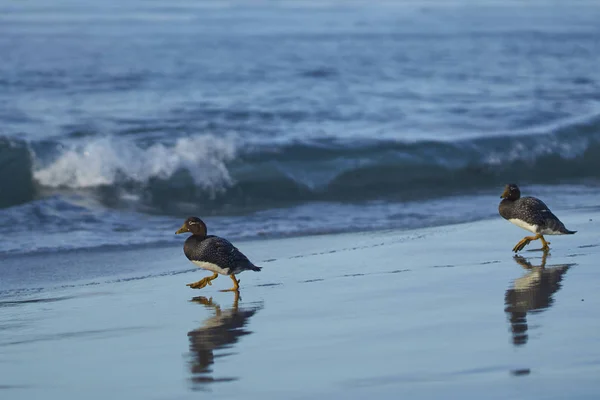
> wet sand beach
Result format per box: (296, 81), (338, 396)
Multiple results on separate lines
(1, 209), (599, 399)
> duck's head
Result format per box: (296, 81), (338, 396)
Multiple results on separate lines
(500, 183), (521, 200)
(176, 216), (207, 237)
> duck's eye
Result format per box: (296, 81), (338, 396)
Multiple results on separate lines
(188, 221), (198, 225)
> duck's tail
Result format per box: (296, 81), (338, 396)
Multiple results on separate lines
(556, 224), (577, 234)
(547, 217), (576, 235)
(250, 264), (262, 271)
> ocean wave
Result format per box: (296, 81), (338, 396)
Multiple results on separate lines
(32, 135), (236, 193)
(1, 113), (600, 214)
(0, 196), (179, 255)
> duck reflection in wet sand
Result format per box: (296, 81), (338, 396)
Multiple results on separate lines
(187, 293), (263, 389)
(504, 252), (574, 346)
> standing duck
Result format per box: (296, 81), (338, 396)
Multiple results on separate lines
(175, 217), (261, 291)
(499, 184), (576, 252)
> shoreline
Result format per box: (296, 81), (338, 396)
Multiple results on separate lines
(1, 208), (599, 399)
(3, 183), (598, 257)
(1, 207), (593, 295)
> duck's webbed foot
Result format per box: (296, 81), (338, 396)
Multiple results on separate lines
(513, 234), (539, 253)
(187, 272), (219, 289)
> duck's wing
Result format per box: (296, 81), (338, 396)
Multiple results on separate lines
(202, 236), (256, 271)
(518, 197), (568, 233)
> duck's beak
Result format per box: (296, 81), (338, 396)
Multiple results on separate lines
(175, 224), (188, 234)
(500, 186), (510, 199)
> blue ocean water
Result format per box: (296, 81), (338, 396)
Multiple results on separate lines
(1, 1), (600, 255)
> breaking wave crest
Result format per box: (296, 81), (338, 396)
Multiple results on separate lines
(32, 135), (237, 194)
(1, 112), (600, 214)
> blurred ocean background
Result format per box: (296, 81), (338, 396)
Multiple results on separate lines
(1, 0), (600, 255)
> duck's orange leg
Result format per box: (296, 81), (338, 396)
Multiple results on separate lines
(513, 233), (550, 253)
(220, 274), (240, 292)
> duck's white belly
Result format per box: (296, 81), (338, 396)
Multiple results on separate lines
(191, 260), (229, 275)
(509, 218), (538, 233)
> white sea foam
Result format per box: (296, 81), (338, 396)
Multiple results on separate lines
(33, 135), (237, 193)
